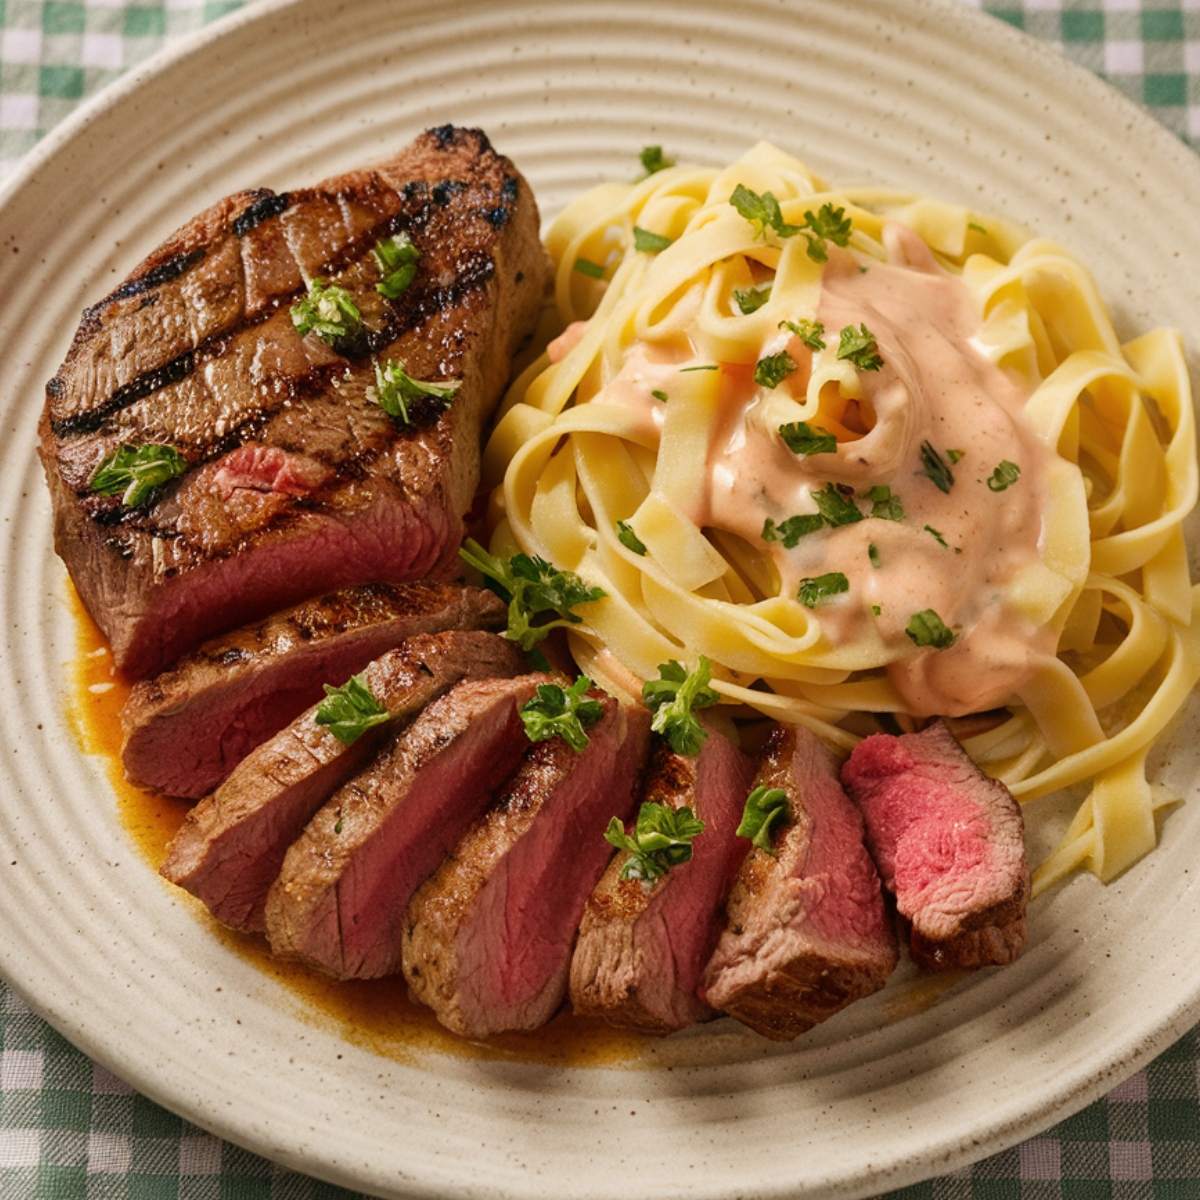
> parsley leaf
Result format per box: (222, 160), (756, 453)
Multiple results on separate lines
(799, 203), (853, 263)
(868, 484), (905, 521)
(813, 483), (865, 526)
(868, 542), (881, 568)
(778, 421), (837, 456)
(640, 145), (674, 176)
(924, 524), (961, 553)
(651, 389), (669, 402)
(290, 279), (362, 344)
(906, 609), (958, 649)
(616, 520), (647, 555)
(988, 460), (1022, 491)
(729, 184), (803, 241)
(917, 441), (956, 493)
(372, 359), (459, 425)
(520, 676), (605, 752)
(459, 539), (607, 652)
(642, 657), (721, 756)
(372, 232), (420, 299)
(754, 351), (798, 389)
(733, 282), (773, 314)
(633, 226), (673, 253)
(605, 801), (707, 883)
(797, 572), (850, 608)
(737, 785), (789, 853)
(780, 318), (826, 351)
(315, 672), (390, 745)
(761, 513), (825, 548)
(836, 323), (883, 371)
(90, 443), (188, 508)
(574, 257), (607, 279)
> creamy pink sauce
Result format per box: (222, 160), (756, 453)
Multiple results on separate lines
(587, 225), (1061, 717)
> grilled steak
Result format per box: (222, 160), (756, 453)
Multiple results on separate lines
(121, 581), (505, 798)
(40, 125), (549, 678)
(840, 720), (1030, 970)
(402, 696), (651, 1038)
(569, 725), (754, 1035)
(264, 672), (547, 979)
(700, 723), (898, 1041)
(159, 631), (525, 932)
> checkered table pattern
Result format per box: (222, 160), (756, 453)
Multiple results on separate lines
(3, 1), (1200, 1196)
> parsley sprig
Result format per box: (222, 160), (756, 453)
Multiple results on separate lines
(642, 657), (721, 756)
(754, 351), (798, 389)
(290, 279), (362, 345)
(988, 460), (1021, 491)
(761, 513), (824, 548)
(520, 676), (604, 752)
(778, 421), (837, 456)
(372, 359), (459, 425)
(372, 232), (420, 299)
(917, 441), (956, 493)
(906, 609), (958, 649)
(737, 785), (789, 853)
(836, 323), (883, 371)
(89, 443), (188, 507)
(797, 572), (850, 608)
(728, 187), (852, 262)
(605, 801), (707, 883)
(459, 540), (607, 654)
(315, 673), (390, 745)
(780, 318), (826, 351)
(734, 282), (773, 314)
(639, 145), (674, 176)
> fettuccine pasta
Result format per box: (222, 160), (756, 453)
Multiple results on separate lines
(480, 143), (1200, 896)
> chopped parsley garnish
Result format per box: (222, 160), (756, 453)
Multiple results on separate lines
(372, 359), (459, 424)
(616, 520), (647, 555)
(906, 609), (958, 649)
(871, 604), (882, 616)
(640, 145), (674, 176)
(797, 572), (850, 608)
(868, 542), (881, 568)
(680, 364), (719, 372)
(917, 441), (956, 493)
(520, 676), (605, 752)
(458, 539), (607, 653)
(799, 203), (853, 263)
(988, 460), (1022, 491)
(605, 801), (706, 883)
(813, 483), (865, 526)
(574, 257), (607, 279)
(923, 525), (961, 553)
(633, 226), (673, 253)
(89, 443), (188, 507)
(754, 351), (798, 389)
(315, 673), (390, 745)
(761, 513), (825, 548)
(729, 184), (802, 241)
(737, 785), (789, 853)
(836, 323), (883, 371)
(733, 282), (773, 314)
(780, 318), (826, 351)
(947, 448), (965, 464)
(968, 221), (987, 234)
(778, 421), (837, 456)
(651, 389), (669, 402)
(372, 232), (420, 299)
(642, 657), (721, 756)
(290, 279), (362, 344)
(867, 484), (904, 521)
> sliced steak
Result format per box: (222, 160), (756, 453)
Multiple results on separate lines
(159, 631), (525, 932)
(264, 672), (549, 979)
(840, 720), (1030, 971)
(700, 723), (898, 1041)
(402, 697), (651, 1037)
(121, 580), (505, 798)
(569, 725), (754, 1035)
(40, 125), (549, 677)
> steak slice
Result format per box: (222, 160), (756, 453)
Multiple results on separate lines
(569, 725), (754, 1035)
(700, 723), (898, 1041)
(159, 631), (525, 932)
(40, 125), (549, 677)
(401, 696), (651, 1038)
(840, 720), (1030, 970)
(121, 580), (505, 798)
(264, 672), (548, 979)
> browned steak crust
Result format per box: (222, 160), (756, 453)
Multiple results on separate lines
(40, 126), (549, 677)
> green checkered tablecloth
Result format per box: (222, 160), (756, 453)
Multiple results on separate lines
(4, 1), (1200, 1196)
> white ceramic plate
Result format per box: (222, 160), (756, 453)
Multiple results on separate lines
(3, 1), (1200, 1196)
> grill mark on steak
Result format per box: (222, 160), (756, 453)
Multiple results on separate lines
(232, 192), (291, 237)
(120, 581), (508, 798)
(159, 631), (526, 932)
(700, 723), (898, 1041)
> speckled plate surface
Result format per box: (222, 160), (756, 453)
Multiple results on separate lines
(3, 1), (1200, 1196)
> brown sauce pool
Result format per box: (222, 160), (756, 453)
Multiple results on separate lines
(65, 587), (650, 1069)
